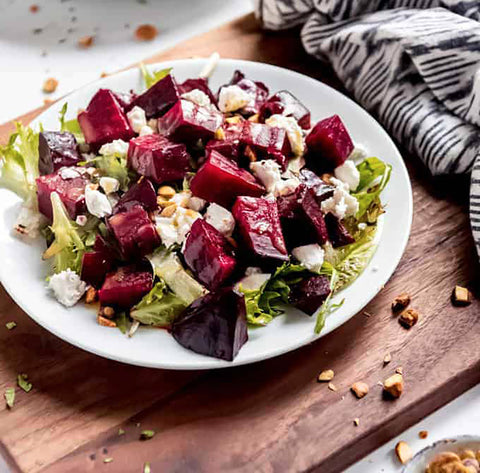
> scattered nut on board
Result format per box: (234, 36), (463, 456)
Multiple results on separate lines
(30, 4), (39, 13)
(353, 418), (360, 426)
(451, 285), (472, 306)
(135, 24), (158, 41)
(78, 35), (94, 48)
(351, 382), (369, 399)
(85, 287), (98, 304)
(395, 366), (404, 375)
(97, 314), (116, 328)
(317, 370), (334, 382)
(392, 292), (411, 312)
(383, 373), (404, 398)
(399, 308), (419, 329)
(328, 382), (337, 392)
(419, 430), (428, 439)
(383, 353), (392, 364)
(42, 78), (58, 94)
(395, 441), (413, 464)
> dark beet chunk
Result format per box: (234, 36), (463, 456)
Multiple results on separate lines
(78, 89), (134, 149)
(128, 135), (191, 184)
(178, 78), (217, 105)
(36, 168), (89, 221)
(98, 265), (153, 308)
(81, 251), (113, 288)
(107, 205), (160, 260)
(305, 114), (354, 173)
(259, 90), (311, 129)
(113, 177), (158, 214)
(129, 74), (180, 118)
(190, 150), (264, 208)
(112, 90), (137, 111)
(325, 213), (355, 248)
(299, 169), (334, 202)
(171, 288), (248, 361)
(38, 132), (81, 175)
(157, 99), (224, 142)
(300, 189), (329, 245)
(184, 219), (236, 290)
(290, 275), (331, 316)
(232, 196), (288, 263)
(205, 120), (243, 161)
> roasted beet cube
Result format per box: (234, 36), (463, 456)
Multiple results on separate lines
(184, 219), (236, 290)
(36, 168), (89, 221)
(305, 115), (354, 172)
(290, 275), (331, 316)
(38, 131), (81, 175)
(157, 99), (224, 142)
(113, 177), (158, 214)
(129, 74), (179, 118)
(127, 134), (191, 184)
(171, 287), (248, 361)
(325, 213), (355, 248)
(113, 90), (137, 111)
(178, 78), (217, 105)
(78, 89), (134, 149)
(107, 205), (160, 259)
(205, 120), (243, 161)
(81, 250), (113, 288)
(190, 150), (265, 207)
(259, 90), (311, 129)
(300, 189), (329, 245)
(232, 196), (288, 263)
(299, 168), (334, 202)
(98, 265), (153, 308)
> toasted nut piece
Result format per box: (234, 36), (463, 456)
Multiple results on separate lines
(460, 450), (476, 460)
(42, 78), (58, 94)
(158, 185), (176, 199)
(157, 197), (176, 208)
(30, 4), (39, 13)
(214, 128), (226, 140)
(317, 369), (334, 382)
(43, 98), (54, 106)
(395, 366), (404, 375)
(427, 452), (462, 471)
(161, 203), (177, 217)
(225, 116), (243, 124)
(100, 306), (115, 319)
(320, 173), (333, 185)
(248, 114), (259, 123)
(399, 308), (419, 329)
(452, 285), (472, 306)
(353, 418), (360, 426)
(135, 24), (158, 41)
(419, 430), (428, 439)
(384, 373), (404, 398)
(383, 353), (392, 364)
(351, 382), (369, 399)
(395, 441), (412, 465)
(477, 451), (480, 463)
(100, 72), (109, 78)
(392, 292), (411, 312)
(328, 382), (337, 392)
(97, 315), (116, 327)
(78, 35), (94, 48)
(85, 287), (98, 304)
(244, 145), (257, 163)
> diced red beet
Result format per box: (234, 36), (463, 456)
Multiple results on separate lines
(232, 196), (288, 263)
(127, 134), (191, 184)
(205, 120), (244, 161)
(36, 168), (89, 221)
(289, 275), (331, 316)
(259, 90), (311, 129)
(178, 78), (217, 105)
(157, 99), (224, 142)
(107, 205), (160, 259)
(299, 168), (334, 203)
(305, 114), (354, 172)
(81, 250), (113, 288)
(113, 177), (158, 214)
(129, 74), (180, 118)
(78, 89), (134, 149)
(190, 150), (265, 207)
(112, 90), (137, 111)
(171, 287), (248, 361)
(300, 188), (329, 245)
(325, 213), (355, 248)
(38, 132), (81, 175)
(184, 219), (237, 290)
(98, 265), (153, 308)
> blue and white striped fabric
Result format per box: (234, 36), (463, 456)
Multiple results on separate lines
(255, 0), (480, 254)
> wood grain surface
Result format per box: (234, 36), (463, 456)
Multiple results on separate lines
(1, 13), (479, 473)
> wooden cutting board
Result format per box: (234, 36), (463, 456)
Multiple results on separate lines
(1, 14), (479, 473)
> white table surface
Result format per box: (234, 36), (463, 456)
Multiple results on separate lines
(0, 1), (478, 471)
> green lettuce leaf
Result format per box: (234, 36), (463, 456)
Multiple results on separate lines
(314, 263), (344, 333)
(4, 387), (15, 408)
(139, 63), (172, 89)
(17, 373), (32, 393)
(89, 154), (130, 191)
(59, 103), (84, 142)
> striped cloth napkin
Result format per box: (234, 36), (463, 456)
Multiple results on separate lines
(255, 0), (480, 253)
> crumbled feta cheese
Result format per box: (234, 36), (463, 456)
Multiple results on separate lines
(75, 215), (88, 226)
(14, 202), (47, 239)
(127, 106), (147, 133)
(181, 89), (211, 107)
(85, 184), (112, 218)
(188, 195), (207, 212)
(99, 176), (120, 194)
(236, 270), (270, 291)
(292, 244), (325, 273)
(48, 269), (86, 307)
(59, 167), (82, 180)
(349, 146), (368, 162)
(265, 114), (305, 157)
(218, 85), (252, 113)
(82, 152), (96, 162)
(171, 191), (190, 208)
(99, 139), (129, 157)
(250, 160), (300, 197)
(321, 177), (359, 220)
(155, 216), (179, 248)
(139, 125), (154, 136)
(245, 267), (262, 276)
(275, 177), (300, 197)
(154, 207), (202, 247)
(334, 160), (360, 191)
(107, 193), (120, 208)
(358, 222), (367, 231)
(205, 203), (235, 237)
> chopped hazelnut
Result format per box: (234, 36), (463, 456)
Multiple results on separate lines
(395, 441), (412, 465)
(459, 450), (476, 460)
(351, 382), (369, 399)
(353, 418), (360, 426)
(452, 285), (472, 306)
(100, 306), (115, 319)
(29, 4), (39, 13)
(225, 116), (243, 125)
(160, 203), (177, 218)
(383, 373), (403, 398)
(42, 77), (58, 94)
(214, 128), (226, 140)
(399, 308), (419, 329)
(320, 173), (333, 185)
(248, 114), (260, 123)
(85, 287), (98, 304)
(97, 315), (116, 328)
(395, 366), (404, 375)
(244, 145), (257, 163)
(392, 292), (411, 312)
(327, 382), (337, 392)
(78, 35), (94, 48)
(135, 24), (158, 41)
(157, 185), (176, 199)
(100, 72), (109, 78)
(157, 197), (176, 208)
(383, 353), (392, 364)
(419, 430), (428, 439)
(317, 369), (334, 382)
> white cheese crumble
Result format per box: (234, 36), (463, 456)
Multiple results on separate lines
(292, 244), (325, 273)
(75, 215), (88, 226)
(127, 106), (147, 134)
(139, 125), (154, 136)
(154, 207), (202, 247)
(358, 222), (367, 231)
(250, 160), (299, 197)
(181, 89), (211, 107)
(334, 160), (360, 191)
(59, 167), (82, 180)
(85, 184), (112, 218)
(236, 267), (270, 291)
(99, 139), (129, 157)
(188, 195), (207, 212)
(48, 269), (86, 307)
(265, 114), (305, 157)
(14, 202), (47, 239)
(99, 176), (120, 194)
(348, 146), (368, 162)
(218, 85), (252, 113)
(205, 203), (235, 237)
(321, 177), (359, 220)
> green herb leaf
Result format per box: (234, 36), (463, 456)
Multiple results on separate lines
(59, 103), (84, 142)
(139, 63), (172, 89)
(17, 374), (32, 393)
(5, 322), (16, 330)
(114, 312), (130, 335)
(140, 430), (155, 440)
(144, 462), (151, 473)
(4, 387), (15, 408)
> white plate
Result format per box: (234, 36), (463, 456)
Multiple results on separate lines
(0, 59), (413, 370)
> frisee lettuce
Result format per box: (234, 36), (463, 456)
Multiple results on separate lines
(59, 103), (84, 142)
(139, 63), (172, 89)
(89, 154), (130, 191)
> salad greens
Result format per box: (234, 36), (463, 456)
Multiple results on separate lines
(139, 63), (172, 89)
(4, 387), (15, 408)
(59, 103), (84, 141)
(89, 153), (130, 191)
